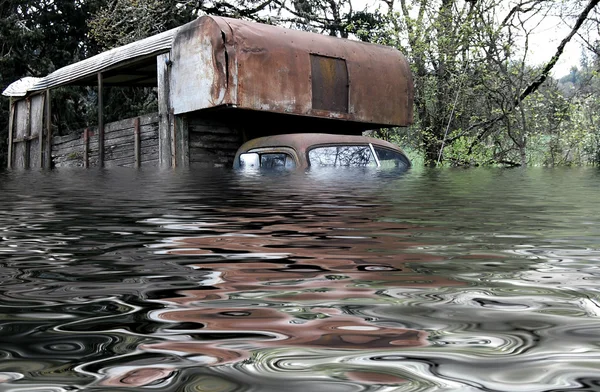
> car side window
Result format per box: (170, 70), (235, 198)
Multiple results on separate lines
(308, 145), (376, 167)
(260, 153), (296, 169)
(373, 146), (410, 169)
(239, 152), (295, 169)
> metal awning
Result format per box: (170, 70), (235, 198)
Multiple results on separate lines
(2, 26), (181, 97)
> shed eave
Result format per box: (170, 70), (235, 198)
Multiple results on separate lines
(2, 26), (181, 97)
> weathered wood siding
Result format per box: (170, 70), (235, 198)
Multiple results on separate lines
(13, 99), (29, 169)
(30, 95), (45, 168)
(188, 114), (244, 168)
(9, 94), (47, 169)
(52, 114), (159, 168)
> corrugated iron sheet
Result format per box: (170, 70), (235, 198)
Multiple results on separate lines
(2, 27), (180, 97)
(2, 77), (43, 97)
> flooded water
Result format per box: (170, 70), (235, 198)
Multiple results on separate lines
(1, 167), (599, 391)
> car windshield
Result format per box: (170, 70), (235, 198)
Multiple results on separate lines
(308, 145), (377, 167)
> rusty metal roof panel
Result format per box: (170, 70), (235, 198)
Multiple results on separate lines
(170, 16), (413, 127)
(2, 27), (180, 97)
(222, 16), (413, 126)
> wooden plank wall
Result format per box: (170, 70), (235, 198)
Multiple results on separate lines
(13, 99), (29, 169)
(188, 114), (244, 168)
(8, 94), (47, 169)
(52, 113), (159, 168)
(10, 95), (45, 169)
(29, 96), (45, 168)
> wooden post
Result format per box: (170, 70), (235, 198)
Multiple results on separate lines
(7, 99), (15, 169)
(157, 53), (172, 168)
(45, 89), (52, 169)
(170, 108), (177, 168)
(175, 115), (189, 168)
(83, 128), (90, 168)
(134, 117), (141, 168)
(97, 73), (105, 168)
(24, 98), (31, 169)
(38, 94), (45, 168)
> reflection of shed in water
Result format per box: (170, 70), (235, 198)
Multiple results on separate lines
(3, 16), (413, 169)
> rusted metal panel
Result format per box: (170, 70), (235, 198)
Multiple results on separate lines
(222, 16), (412, 126)
(170, 16), (413, 127)
(170, 17), (230, 114)
(310, 55), (349, 113)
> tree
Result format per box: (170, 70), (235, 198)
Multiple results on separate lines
(385, 0), (600, 166)
(0, 0), (107, 164)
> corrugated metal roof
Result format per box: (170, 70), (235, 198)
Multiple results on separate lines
(2, 26), (181, 97)
(2, 77), (43, 97)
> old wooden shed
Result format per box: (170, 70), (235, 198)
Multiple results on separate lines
(3, 15), (413, 169)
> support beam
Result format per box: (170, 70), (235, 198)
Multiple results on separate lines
(7, 99), (14, 169)
(175, 114), (189, 168)
(83, 128), (90, 168)
(134, 117), (141, 168)
(157, 53), (172, 168)
(39, 94), (44, 168)
(98, 73), (105, 168)
(24, 98), (31, 169)
(45, 89), (52, 169)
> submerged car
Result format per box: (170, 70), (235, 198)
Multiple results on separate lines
(233, 133), (411, 170)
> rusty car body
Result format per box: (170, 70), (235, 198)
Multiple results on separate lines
(233, 133), (411, 170)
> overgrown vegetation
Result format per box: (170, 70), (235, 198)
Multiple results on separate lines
(2, 0), (600, 167)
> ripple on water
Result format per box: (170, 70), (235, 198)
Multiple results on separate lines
(1, 168), (600, 391)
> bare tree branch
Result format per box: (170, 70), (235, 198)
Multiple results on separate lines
(517, 0), (600, 103)
(463, 0), (599, 155)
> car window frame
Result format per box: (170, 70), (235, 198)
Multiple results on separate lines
(243, 147), (300, 169)
(371, 145), (411, 168)
(306, 143), (380, 168)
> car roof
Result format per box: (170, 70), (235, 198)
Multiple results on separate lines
(238, 133), (403, 153)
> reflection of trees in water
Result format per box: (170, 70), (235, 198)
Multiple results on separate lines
(309, 146), (374, 167)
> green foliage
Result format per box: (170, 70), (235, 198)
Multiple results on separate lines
(443, 136), (495, 166)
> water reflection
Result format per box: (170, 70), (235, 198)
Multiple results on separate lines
(0, 168), (599, 391)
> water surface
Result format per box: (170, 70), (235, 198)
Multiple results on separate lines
(1, 167), (599, 391)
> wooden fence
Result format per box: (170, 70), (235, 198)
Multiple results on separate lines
(52, 114), (159, 168)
